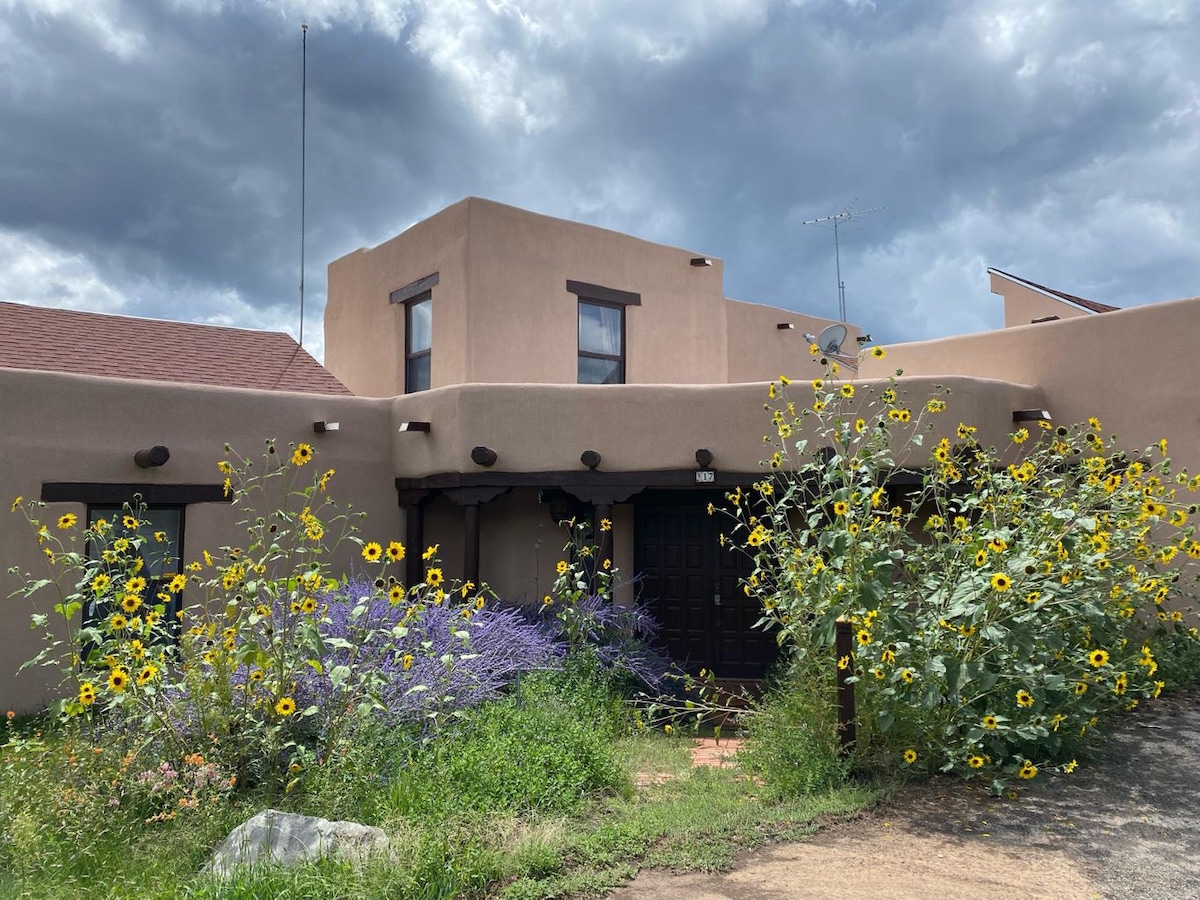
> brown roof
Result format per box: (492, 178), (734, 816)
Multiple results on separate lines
(989, 268), (1121, 314)
(0, 301), (351, 395)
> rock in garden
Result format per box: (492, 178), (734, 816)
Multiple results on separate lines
(205, 808), (389, 878)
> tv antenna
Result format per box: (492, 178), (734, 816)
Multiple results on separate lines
(298, 21), (309, 348)
(802, 200), (882, 323)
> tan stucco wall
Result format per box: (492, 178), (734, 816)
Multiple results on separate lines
(461, 198), (732, 384)
(0, 368), (399, 711)
(859, 294), (1200, 475)
(991, 271), (1092, 328)
(386, 378), (1046, 480)
(724, 297), (859, 383)
(325, 200), (471, 397)
(327, 198), (859, 394)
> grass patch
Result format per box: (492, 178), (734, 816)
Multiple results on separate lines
(0, 678), (879, 899)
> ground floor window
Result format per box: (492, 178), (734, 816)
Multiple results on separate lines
(85, 505), (185, 638)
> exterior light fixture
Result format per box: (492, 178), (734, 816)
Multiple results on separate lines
(690, 257), (713, 267)
(695, 448), (714, 468)
(134, 446), (170, 469)
(776, 323), (794, 330)
(580, 450), (602, 470)
(802, 332), (817, 343)
(313, 421), (340, 433)
(855, 333), (873, 344)
(471, 446), (498, 467)
(1013, 409), (1053, 423)
(1031, 315), (1060, 324)
(398, 421), (431, 433)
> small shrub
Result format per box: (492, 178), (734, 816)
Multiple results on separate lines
(738, 677), (849, 798)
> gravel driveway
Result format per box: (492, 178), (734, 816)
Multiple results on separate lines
(612, 690), (1200, 899)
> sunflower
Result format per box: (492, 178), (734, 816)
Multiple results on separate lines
(274, 697), (296, 716)
(168, 573), (188, 593)
(137, 665), (158, 685)
(902, 749), (917, 765)
(871, 346), (886, 359)
(91, 573), (112, 595)
(120, 593), (142, 614)
(361, 542), (383, 562)
(57, 513), (78, 530)
(1015, 689), (1034, 708)
(108, 668), (130, 694)
(1088, 649), (1109, 668)
(982, 715), (998, 730)
(967, 755), (984, 769)
(556, 560), (569, 575)
(1074, 681), (1089, 695)
(299, 596), (318, 614)
(1018, 760), (1038, 780)
(386, 541), (406, 562)
(990, 573), (1012, 592)
(856, 629), (872, 646)
(402, 654), (414, 671)
(122, 515), (139, 530)
(78, 682), (97, 706)
(388, 585), (404, 605)
(840, 384), (855, 399)
(833, 501), (849, 517)
(425, 568), (444, 587)
(974, 549), (988, 567)
(290, 443), (314, 466)
(109, 613), (128, 631)
(124, 576), (147, 595)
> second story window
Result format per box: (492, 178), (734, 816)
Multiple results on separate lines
(390, 272), (439, 395)
(578, 301), (625, 384)
(567, 280), (641, 385)
(405, 294), (432, 393)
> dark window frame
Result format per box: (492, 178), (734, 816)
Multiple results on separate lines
(568, 280), (641, 386)
(390, 273), (439, 395)
(577, 298), (627, 384)
(84, 503), (187, 644)
(405, 292), (432, 394)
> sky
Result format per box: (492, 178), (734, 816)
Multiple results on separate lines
(2, 0), (1197, 363)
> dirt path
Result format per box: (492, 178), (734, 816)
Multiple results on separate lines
(611, 694), (1200, 899)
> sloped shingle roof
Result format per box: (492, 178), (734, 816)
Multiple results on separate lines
(0, 302), (351, 395)
(989, 268), (1121, 314)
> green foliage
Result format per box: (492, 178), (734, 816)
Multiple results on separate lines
(387, 684), (629, 820)
(738, 675), (850, 798)
(8, 441), (491, 795)
(724, 352), (1200, 789)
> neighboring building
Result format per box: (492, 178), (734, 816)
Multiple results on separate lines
(1, 197), (1197, 708)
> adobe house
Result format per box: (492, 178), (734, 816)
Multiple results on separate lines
(1, 197), (1197, 709)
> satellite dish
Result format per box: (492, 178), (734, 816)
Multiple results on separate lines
(815, 324), (848, 355)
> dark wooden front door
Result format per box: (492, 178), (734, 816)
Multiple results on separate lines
(635, 490), (777, 679)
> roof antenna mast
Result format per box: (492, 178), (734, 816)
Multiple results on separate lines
(802, 199), (882, 323)
(298, 21), (309, 348)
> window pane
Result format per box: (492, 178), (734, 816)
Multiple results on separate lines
(578, 302), (622, 356)
(407, 354), (431, 393)
(89, 507), (181, 579)
(578, 356), (622, 385)
(408, 298), (432, 353)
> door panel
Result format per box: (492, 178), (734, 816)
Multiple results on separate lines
(635, 490), (777, 678)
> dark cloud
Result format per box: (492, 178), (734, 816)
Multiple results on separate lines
(0, 0), (1196, 355)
